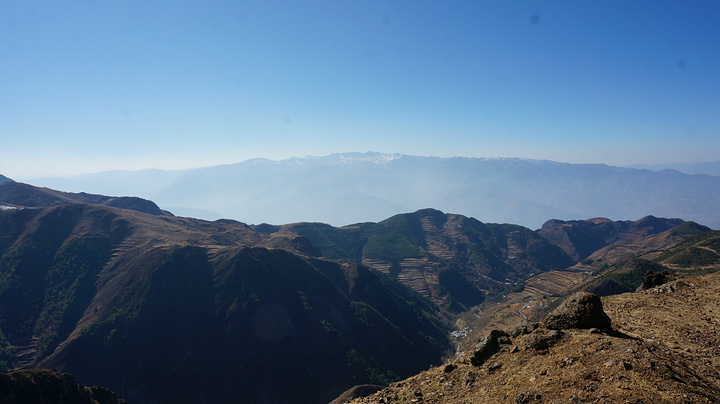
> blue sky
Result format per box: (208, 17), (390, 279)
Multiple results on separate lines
(1, 1), (719, 179)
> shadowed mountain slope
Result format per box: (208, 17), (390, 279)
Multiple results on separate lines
(0, 193), (450, 403)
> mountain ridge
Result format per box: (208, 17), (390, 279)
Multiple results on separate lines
(0, 181), (169, 216)
(23, 153), (720, 229)
(256, 208), (577, 312)
(629, 160), (720, 176)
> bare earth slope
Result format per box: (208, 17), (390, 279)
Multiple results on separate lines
(350, 271), (720, 403)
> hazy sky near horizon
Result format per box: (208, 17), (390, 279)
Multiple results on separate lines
(2, 1), (719, 179)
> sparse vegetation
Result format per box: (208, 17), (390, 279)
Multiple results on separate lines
(602, 259), (666, 290)
(34, 237), (109, 357)
(0, 327), (15, 372)
(437, 267), (485, 311)
(362, 229), (422, 260)
(668, 247), (720, 267)
(80, 308), (129, 344)
(670, 221), (711, 236)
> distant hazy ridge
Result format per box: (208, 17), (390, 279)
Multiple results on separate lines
(30, 153), (720, 229)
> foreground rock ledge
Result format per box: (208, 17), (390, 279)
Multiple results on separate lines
(0, 369), (125, 404)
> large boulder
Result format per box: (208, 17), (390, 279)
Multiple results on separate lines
(470, 330), (511, 367)
(637, 270), (676, 291)
(544, 292), (612, 331)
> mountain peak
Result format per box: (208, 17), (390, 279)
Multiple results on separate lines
(308, 152), (404, 164)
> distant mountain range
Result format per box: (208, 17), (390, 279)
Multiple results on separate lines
(629, 160), (720, 176)
(28, 153), (720, 230)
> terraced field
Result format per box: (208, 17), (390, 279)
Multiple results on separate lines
(362, 257), (440, 300)
(361, 215), (474, 303)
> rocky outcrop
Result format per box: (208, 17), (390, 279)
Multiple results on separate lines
(470, 330), (511, 367)
(510, 322), (539, 337)
(637, 270), (676, 291)
(588, 279), (633, 297)
(544, 292), (612, 331)
(0, 369), (124, 404)
(525, 328), (563, 352)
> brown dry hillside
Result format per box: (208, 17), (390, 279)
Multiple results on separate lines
(348, 271), (720, 404)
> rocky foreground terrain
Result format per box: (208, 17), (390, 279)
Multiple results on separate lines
(0, 369), (125, 404)
(343, 271), (720, 403)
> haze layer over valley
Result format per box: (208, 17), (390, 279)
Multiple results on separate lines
(30, 153), (720, 230)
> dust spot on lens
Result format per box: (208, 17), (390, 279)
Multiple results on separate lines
(252, 304), (291, 343)
(530, 11), (540, 25)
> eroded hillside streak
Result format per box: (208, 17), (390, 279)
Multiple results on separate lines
(12, 336), (39, 370)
